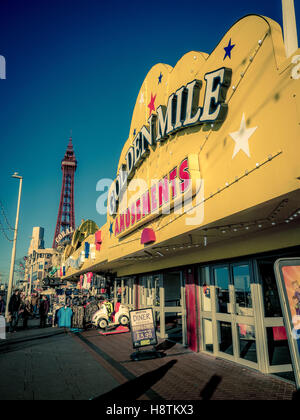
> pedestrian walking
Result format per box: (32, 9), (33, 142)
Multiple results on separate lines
(8, 289), (21, 333)
(20, 295), (33, 330)
(39, 295), (49, 328)
(0, 295), (5, 316)
(31, 293), (39, 318)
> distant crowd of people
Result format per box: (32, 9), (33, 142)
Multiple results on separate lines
(0, 289), (50, 333)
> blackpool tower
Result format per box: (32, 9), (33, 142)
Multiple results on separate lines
(52, 137), (77, 248)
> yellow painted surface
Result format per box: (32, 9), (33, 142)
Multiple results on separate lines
(64, 15), (300, 279)
(117, 223), (300, 277)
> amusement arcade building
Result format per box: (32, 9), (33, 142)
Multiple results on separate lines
(62, 14), (300, 378)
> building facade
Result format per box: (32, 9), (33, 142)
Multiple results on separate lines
(25, 227), (60, 290)
(62, 15), (300, 377)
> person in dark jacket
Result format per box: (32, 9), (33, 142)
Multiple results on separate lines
(39, 295), (49, 328)
(20, 295), (32, 330)
(0, 295), (5, 316)
(8, 289), (21, 332)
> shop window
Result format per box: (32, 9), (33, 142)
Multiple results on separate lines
(238, 324), (257, 363)
(214, 267), (230, 314)
(266, 327), (291, 366)
(164, 272), (181, 307)
(199, 267), (211, 312)
(258, 262), (282, 317)
(218, 321), (233, 355)
(203, 318), (213, 353)
(233, 264), (253, 316)
(154, 276), (160, 306)
(146, 276), (155, 307)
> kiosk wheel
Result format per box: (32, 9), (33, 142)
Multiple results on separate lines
(98, 318), (108, 329)
(119, 315), (129, 326)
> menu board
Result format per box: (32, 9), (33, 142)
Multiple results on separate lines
(129, 308), (157, 349)
(274, 258), (300, 389)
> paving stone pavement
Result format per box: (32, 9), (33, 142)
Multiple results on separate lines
(75, 329), (298, 401)
(0, 318), (298, 400)
(0, 320), (118, 400)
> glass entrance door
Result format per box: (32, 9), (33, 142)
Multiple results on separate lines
(257, 260), (293, 377)
(200, 257), (294, 375)
(213, 263), (258, 368)
(214, 266), (234, 356)
(233, 264), (257, 365)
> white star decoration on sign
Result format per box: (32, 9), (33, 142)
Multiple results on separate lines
(229, 113), (258, 159)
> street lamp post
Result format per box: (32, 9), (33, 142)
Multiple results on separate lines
(5, 173), (23, 320)
(282, 0), (298, 57)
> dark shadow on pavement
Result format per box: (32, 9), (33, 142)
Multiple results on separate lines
(92, 359), (177, 401)
(200, 375), (222, 400)
(155, 340), (176, 352)
(0, 330), (66, 354)
(292, 390), (300, 400)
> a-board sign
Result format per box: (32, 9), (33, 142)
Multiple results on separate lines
(274, 258), (300, 389)
(129, 308), (157, 349)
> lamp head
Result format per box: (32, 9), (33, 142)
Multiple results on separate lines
(12, 172), (22, 179)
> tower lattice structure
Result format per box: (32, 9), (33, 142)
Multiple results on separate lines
(52, 137), (77, 248)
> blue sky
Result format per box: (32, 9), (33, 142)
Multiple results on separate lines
(0, 0), (299, 283)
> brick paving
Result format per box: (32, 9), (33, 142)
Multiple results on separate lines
(74, 329), (297, 400)
(0, 318), (297, 400)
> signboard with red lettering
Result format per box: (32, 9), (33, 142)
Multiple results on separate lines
(129, 308), (157, 349)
